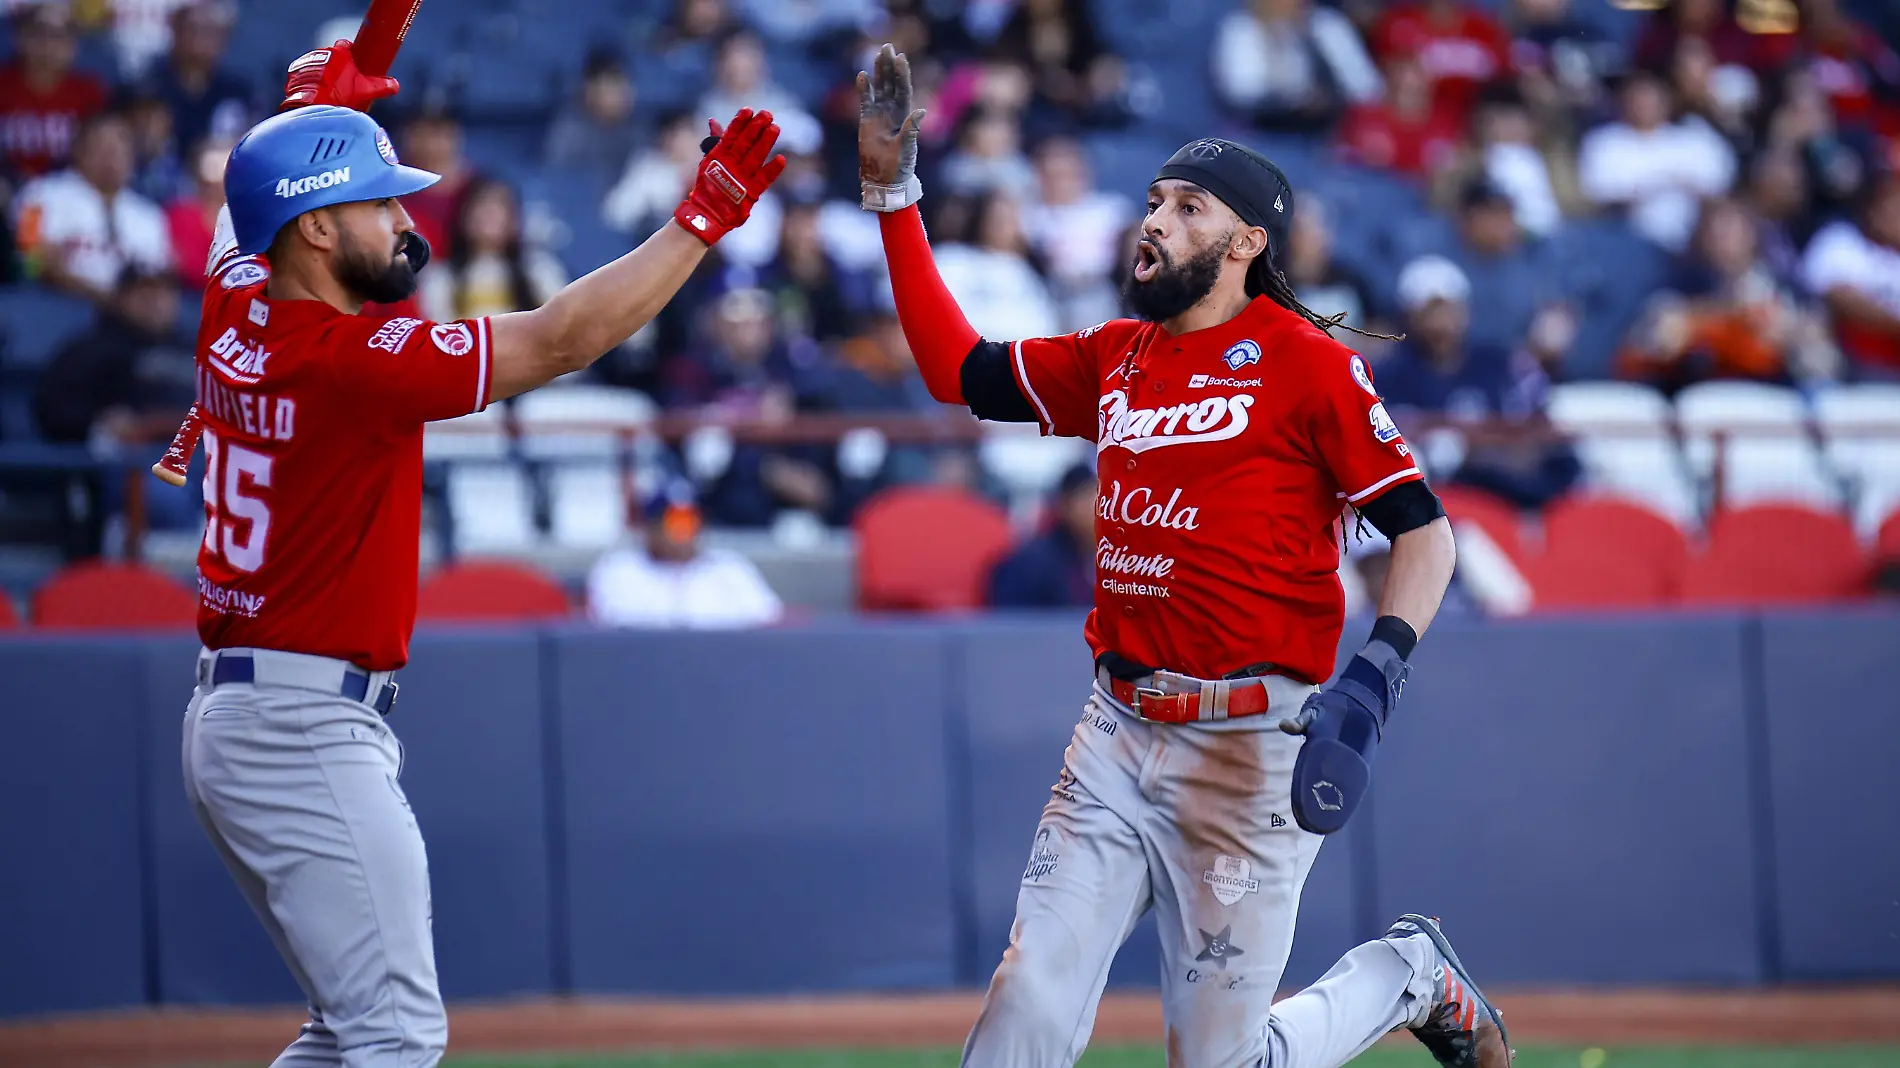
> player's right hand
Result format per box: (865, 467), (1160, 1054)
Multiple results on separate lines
(281, 40), (401, 113)
(674, 108), (787, 246)
(857, 43), (926, 212)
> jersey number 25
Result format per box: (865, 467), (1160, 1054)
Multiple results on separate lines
(200, 427), (273, 573)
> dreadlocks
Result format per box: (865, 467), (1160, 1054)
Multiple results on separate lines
(1245, 255), (1402, 343)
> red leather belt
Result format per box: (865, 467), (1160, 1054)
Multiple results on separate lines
(1102, 673), (1275, 724)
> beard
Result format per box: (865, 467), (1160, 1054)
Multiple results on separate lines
(334, 229), (418, 305)
(1122, 232), (1230, 323)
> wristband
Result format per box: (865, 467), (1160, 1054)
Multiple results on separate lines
(862, 175), (923, 212)
(1368, 615), (1418, 660)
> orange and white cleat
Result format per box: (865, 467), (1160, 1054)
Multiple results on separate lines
(1384, 914), (1514, 1067)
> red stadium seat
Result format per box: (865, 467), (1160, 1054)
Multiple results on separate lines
(33, 561), (197, 630)
(416, 560), (571, 621)
(855, 486), (1014, 612)
(0, 593), (19, 630)
(1680, 505), (1869, 605)
(1524, 497), (1690, 611)
(1433, 484), (1527, 563)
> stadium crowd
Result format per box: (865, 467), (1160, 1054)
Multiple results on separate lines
(1, 0), (1898, 614)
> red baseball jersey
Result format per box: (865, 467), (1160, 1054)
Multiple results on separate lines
(0, 65), (108, 178)
(1009, 297), (1421, 684)
(193, 251), (493, 670)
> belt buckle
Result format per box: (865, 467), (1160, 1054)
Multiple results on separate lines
(379, 680), (400, 717)
(1132, 685), (1166, 717)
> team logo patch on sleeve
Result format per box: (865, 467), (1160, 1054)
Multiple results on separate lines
(430, 322), (475, 356)
(1369, 402), (1402, 443)
(1351, 354), (1378, 396)
(369, 317), (424, 353)
(221, 260), (268, 289)
(1222, 339), (1261, 370)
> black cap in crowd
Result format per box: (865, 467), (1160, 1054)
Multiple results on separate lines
(1153, 138), (1295, 266)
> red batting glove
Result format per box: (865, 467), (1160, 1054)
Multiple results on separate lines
(673, 108), (788, 246)
(281, 40), (401, 113)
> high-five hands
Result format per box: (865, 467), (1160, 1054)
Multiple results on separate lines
(857, 43), (926, 212)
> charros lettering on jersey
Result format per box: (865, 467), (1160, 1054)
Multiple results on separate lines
(274, 167), (351, 198)
(1098, 390), (1255, 454)
(1098, 480), (1201, 530)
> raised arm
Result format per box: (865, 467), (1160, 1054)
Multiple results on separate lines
(486, 110), (786, 403)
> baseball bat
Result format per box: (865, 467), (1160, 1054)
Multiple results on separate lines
(153, 0), (425, 488)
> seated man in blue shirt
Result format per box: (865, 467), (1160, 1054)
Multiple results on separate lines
(1376, 255), (1581, 510)
(987, 463), (1097, 609)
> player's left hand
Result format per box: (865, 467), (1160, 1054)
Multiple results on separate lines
(675, 108), (787, 246)
(281, 40), (401, 113)
(1280, 651), (1408, 835)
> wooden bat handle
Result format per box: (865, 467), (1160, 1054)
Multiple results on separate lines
(153, 405), (203, 487)
(353, 0), (425, 77)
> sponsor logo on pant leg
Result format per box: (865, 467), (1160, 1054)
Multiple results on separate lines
(1023, 825), (1061, 883)
(1203, 854), (1260, 906)
(1195, 925), (1245, 969)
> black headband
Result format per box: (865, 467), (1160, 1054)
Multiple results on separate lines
(1154, 138), (1294, 263)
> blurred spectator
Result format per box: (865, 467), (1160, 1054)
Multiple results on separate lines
(1744, 144), (1812, 285)
(134, 2), (251, 161)
(1670, 35), (1761, 145)
(651, 0), (734, 55)
(937, 191), (1061, 341)
(125, 92), (186, 204)
(1797, 0), (1900, 137)
(1378, 255), (1580, 509)
(1622, 197), (1835, 392)
(1578, 70), (1735, 251)
(663, 286), (801, 412)
(992, 0), (1132, 126)
(32, 265), (193, 445)
(13, 111), (171, 300)
(1284, 197), (1379, 338)
(1435, 86), (1574, 237)
(1215, 0), (1382, 135)
(1024, 136), (1132, 331)
(926, 56), (1034, 150)
(587, 479), (784, 629)
(1336, 55), (1464, 179)
(543, 47), (642, 185)
(1454, 176), (1558, 353)
(109, 0), (197, 79)
(1803, 174), (1900, 377)
(761, 195), (860, 344)
(420, 179), (568, 323)
(1369, 0), (1511, 125)
(604, 110), (703, 237)
(1506, 0), (1614, 117)
(696, 30), (821, 155)
(737, 0), (879, 46)
(0, 3), (108, 182)
(163, 137), (229, 289)
(398, 109), (477, 257)
(1767, 67), (1879, 219)
(1632, 0), (1796, 78)
(987, 463), (1096, 609)
(941, 106), (1039, 198)
(802, 311), (936, 413)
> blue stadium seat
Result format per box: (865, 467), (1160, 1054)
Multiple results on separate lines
(0, 287), (97, 372)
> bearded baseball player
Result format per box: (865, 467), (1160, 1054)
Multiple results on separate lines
(858, 46), (1508, 1068)
(180, 43), (783, 1067)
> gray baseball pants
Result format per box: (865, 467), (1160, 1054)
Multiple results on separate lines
(182, 648), (445, 1068)
(961, 680), (1437, 1068)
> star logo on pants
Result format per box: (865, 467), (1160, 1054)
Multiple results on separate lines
(1196, 925), (1245, 970)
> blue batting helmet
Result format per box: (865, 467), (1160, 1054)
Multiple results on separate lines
(224, 106), (440, 255)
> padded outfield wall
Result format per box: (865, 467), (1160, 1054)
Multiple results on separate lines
(0, 610), (1895, 1018)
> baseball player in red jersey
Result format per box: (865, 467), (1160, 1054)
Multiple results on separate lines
(858, 47), (1510, 1068)
(180, 44), (784, 1068)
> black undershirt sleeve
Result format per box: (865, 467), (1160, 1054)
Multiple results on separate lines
(1358, 480), (1445, 540)
(960, 340), (1038, 423)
